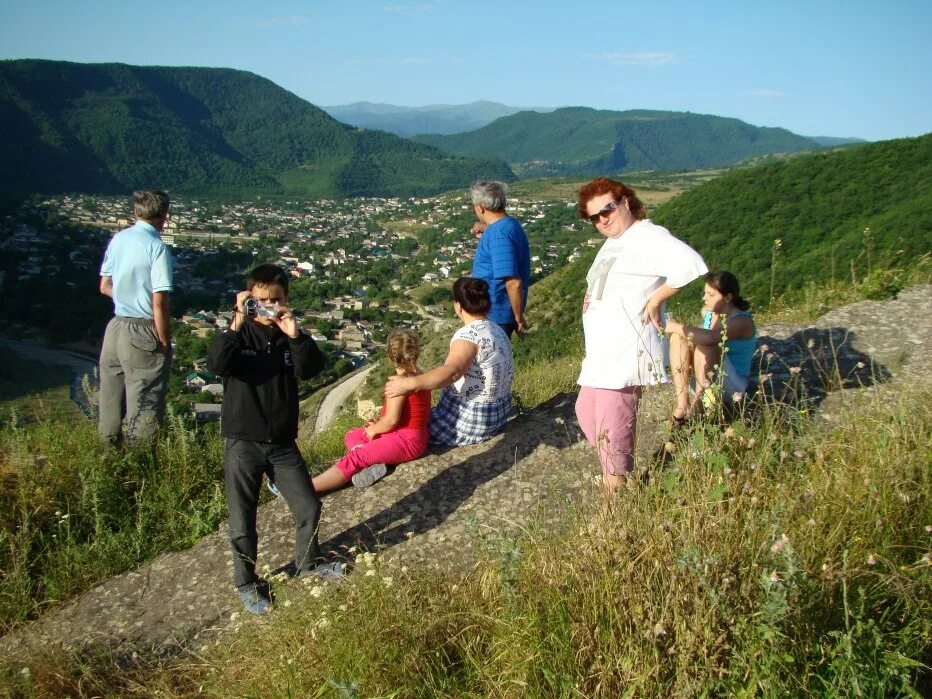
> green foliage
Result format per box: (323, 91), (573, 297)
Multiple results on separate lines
(416, 107), (820, 176)
(0, 411), (226, 630)
(513, 134), (931, 379)
(653, 134), (932, 304)
(0, 59), (514, 199)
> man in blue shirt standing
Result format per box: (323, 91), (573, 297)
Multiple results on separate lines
(470, 181), (531, 338)
(98, 190), (174, 445)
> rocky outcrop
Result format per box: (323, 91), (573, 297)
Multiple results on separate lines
(1, 286), (929, 660)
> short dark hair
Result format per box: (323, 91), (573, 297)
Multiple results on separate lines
(247, 264), (290, 294)
(452, 277), (491, 315)
(133, 190), (171, 220)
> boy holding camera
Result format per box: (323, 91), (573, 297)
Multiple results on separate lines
(208, 264), (341, 614)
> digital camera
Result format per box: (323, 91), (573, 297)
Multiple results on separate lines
(244, 297), (280, 318)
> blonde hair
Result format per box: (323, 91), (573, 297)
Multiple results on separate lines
(385, 328), (420, 372)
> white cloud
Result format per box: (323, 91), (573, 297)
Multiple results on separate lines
(584, 51), (677, 67)
(746, 89), (785, 99)
(254, 15), (309, 28)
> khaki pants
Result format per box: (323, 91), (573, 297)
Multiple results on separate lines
(98, 316), (171, 444)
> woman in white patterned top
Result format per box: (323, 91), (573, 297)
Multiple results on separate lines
(386, 277), (514, 445)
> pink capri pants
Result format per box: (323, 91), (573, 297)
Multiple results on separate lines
(575, 385), (643, 476)
(335, 427), (429, 481)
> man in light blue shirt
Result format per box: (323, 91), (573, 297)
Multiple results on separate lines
(98, 190), (174, 444)
(470, 181), (531, 338)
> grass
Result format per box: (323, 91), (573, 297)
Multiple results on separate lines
(1, 262), (929, 696)
(0, 363), (361, 633)
(7, 382), (928, 697)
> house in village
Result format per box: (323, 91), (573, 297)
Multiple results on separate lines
(186, 371), (215, 388)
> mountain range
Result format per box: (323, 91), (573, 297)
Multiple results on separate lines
(322, 101), (554, 137)
(0, 60), (514, 199)
(415, 107), (830, 177)
(0, 59), (874, 201)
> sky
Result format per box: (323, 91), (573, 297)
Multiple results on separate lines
(1, 0), (929, 141)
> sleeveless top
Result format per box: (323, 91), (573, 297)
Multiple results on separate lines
(382, 388), (431, 430)
(702, 310), (757, 378)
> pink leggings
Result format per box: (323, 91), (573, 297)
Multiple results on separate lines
(335, 427), (429, 480)
(575, 386), (642, 476)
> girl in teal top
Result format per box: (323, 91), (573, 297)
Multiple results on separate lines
(664, 271), (757, 424)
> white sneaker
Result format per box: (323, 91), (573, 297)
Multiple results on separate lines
(351, 463), (388, 488)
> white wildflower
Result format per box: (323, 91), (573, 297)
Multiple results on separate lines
(309, 585), (325, 598)
(365, 569), (376, 577)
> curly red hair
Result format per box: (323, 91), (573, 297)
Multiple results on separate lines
(577, 177), (645, 221)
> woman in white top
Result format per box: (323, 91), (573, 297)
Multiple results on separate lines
(386, 277), (514, 445)
(577, 178), (708, 492)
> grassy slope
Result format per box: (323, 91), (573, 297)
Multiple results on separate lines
(8, 366), (928, 697)
(652, 134), (932, 304)
(2, 138), (931, 693)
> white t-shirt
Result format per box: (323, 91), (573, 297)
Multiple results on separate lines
(449, 320), (514, 404)
(578, 219), (708, 389)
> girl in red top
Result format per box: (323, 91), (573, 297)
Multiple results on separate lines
(312, 329), (431, 493)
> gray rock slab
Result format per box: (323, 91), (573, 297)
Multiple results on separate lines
(2, 285), (929, 660)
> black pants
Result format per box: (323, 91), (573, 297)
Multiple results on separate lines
(224, 438), (322, 588)
(496, 321), (516, 338)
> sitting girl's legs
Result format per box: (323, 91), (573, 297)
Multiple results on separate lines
(668, 332), (693, 419)
(312, 429), (428, 495)
(690, 343), (721, 413)
(344, 427), (368, 452)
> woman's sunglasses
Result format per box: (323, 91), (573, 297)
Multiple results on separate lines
(586, 199), (623, 224)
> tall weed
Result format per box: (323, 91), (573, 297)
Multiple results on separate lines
(35, 386), (927, 698)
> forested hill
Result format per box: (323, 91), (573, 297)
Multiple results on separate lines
(653, 133), (932, 303)
(0, 59), (514, 199)
(414, 107), (821, 177)
(519, 134), (931, 363)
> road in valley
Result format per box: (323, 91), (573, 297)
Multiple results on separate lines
(0, 339), (97, 414)
(314, 364), (377, 434)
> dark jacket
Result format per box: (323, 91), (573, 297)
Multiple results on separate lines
(208, 322), (325, 443)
